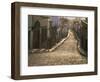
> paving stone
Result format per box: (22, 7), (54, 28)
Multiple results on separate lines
(28, 29), (87, 66)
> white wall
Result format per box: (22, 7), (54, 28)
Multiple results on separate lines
(0, 0), (100, 82)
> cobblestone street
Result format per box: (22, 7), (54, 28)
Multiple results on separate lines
(28, 29), (87, 66)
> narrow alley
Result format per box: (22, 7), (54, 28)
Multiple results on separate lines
(28, 29), (87, 66)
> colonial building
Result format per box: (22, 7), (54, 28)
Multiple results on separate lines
(28, 15), (69, 51)
(28, 15), (50, 50)
(73, 18), (88, 55)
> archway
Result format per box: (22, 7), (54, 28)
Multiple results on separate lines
(32, 20), (40, 49)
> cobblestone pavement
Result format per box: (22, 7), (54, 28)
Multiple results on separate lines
(28, 29), (87, 66)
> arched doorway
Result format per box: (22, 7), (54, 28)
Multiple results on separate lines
(32, 20), (40, 49)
